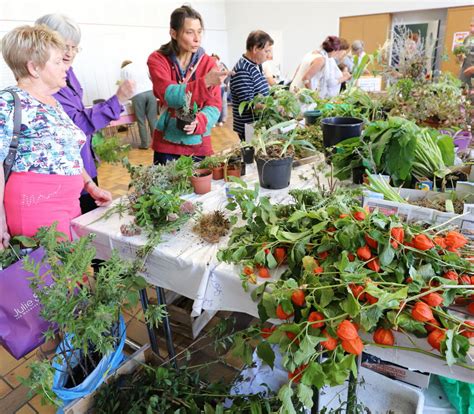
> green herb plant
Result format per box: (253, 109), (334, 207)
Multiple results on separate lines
(92, 131), (131, 164)
(20, 224), (155, 407)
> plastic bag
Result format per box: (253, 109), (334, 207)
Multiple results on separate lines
(53, 315), (126, 412)
(0, 248), (52, 359)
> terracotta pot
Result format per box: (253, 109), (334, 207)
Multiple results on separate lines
(224, 165), (241, 182)
(190, 169), (212, 194)
(212, 164), (224, 180)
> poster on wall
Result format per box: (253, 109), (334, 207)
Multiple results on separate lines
(452, 31), (469, 51)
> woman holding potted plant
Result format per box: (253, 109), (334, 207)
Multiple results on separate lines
(147, 5), (228, 165)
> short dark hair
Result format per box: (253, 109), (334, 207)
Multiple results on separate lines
(321, 36), (341, 53)
(246, 30), (274, 51)
(159, 5), (204, 56)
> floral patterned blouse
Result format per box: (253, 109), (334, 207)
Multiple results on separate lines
(0, 86), (86, 176)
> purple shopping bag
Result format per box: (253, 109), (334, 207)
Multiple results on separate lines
(0, 247), (53, 359)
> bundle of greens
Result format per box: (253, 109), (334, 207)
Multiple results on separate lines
(124, 155), (193, 196)
(332, 117), (455, 186)
(92, 132), (130, 164)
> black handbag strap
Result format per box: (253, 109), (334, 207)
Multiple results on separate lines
(1, 89), (21, 182)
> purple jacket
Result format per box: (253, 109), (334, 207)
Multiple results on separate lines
(54, 67), (123, 180)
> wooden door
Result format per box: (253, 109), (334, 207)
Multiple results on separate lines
(441, 6), (474, 76)
(339, 13), (391, 53)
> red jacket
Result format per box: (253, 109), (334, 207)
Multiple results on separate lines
(147, 50), (221, 156)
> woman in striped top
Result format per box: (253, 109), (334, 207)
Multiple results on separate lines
(230, 30), (274, 141)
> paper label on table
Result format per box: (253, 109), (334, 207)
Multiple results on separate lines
(356, 76), (382, 92)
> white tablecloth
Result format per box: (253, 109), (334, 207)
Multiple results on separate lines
(71, 163), (319, 318)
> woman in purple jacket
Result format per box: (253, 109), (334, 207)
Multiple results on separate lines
(36, 14), (135, 213)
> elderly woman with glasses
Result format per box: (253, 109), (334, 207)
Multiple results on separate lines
(35, 14), (135, 213)
(0, 25), (112, 246)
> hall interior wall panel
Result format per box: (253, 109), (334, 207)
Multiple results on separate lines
(339, 13), (392, 54)
(441, 6), (474, 76)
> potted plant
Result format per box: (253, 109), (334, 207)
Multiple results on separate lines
(239, 85), (318, 133)
(321, 116), (364, 148)
(198, 155), (225, 180)
(224, 149), (243, 181)
(176, 91), (198, 132)
(20, 225), (149, 409)
(190, 165), (212, 194)
(453, 45), (467, 64)
(252, 120), (315, 189)
(241, 142), (255, 164)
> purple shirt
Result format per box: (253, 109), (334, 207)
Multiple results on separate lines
(54, 68), (123, 180)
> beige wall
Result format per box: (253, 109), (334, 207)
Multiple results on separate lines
(441, 6), (474, 76)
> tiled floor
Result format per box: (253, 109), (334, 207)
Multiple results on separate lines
(0, 114), (244, 413)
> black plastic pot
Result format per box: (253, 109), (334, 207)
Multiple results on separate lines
(175, 109), (196, 132)
(352, 166), (365, 184)
(321, 117), (364, 147)
(241, 147), (255, 164)
(256, 156), (293, 190)
(303, 110), (322, 126)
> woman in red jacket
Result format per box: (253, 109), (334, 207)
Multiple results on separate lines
(147, 5), (229, 165)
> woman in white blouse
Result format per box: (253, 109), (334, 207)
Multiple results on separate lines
(290, 36), (351, 98)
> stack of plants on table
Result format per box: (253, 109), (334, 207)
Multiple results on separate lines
(218, 183), (473, 411)
(19, 225), (157, 408)
(383, 74), (469, 129)
(109, 157), (198, 254)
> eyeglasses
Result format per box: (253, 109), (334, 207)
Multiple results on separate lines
(65, 44), (82, 53)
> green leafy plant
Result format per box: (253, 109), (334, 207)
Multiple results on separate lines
(217, 186), (473, 412)
(198, 155), (225, 169)
(0, 235), (36, 269)
(182, 90), (199, 115)
(333, 117), (455, 186)
(453, 45), (467, 57)
(293, 124), (324, 157)
(251, 120), (316, 160)
(92, 132), (130, 164)
(319, 88), (387, 123)
(20, 224), (151, 406)
(124, 155), (193, 196)
(239, 86), (318, 132)
(385, 74), (468, 128)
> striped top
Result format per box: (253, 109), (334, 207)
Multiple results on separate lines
(230, 55), (270, 139)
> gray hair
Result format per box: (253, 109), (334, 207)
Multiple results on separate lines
(35, 14), (81, 45)
(351, 40), (364, 53)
